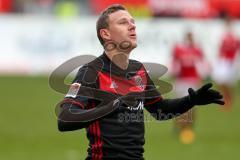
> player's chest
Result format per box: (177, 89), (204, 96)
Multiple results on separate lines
(98, 70), (147, 95)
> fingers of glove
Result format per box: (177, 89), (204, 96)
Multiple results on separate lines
(212, 99), (225, 105)
(215, 94), (223, 99)
(188, 88), (196, 97)
(199, 83), (213, 93)
(208, 89), (223, 99)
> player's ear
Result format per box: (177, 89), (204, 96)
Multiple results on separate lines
(100, 29), (111, 41)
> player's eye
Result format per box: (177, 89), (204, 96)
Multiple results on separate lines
(119, 20), (128, 24)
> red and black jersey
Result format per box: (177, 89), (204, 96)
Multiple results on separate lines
(65, 53), (156, 159)
(58, 53), (195, 160)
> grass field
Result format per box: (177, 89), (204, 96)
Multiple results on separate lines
(0, 76), (239, 160)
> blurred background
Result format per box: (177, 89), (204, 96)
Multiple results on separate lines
(0, 0), (239, 160)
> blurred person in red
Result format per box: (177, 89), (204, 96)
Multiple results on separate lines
(212, 16), (240, 110)
(171, 31), (209, 144)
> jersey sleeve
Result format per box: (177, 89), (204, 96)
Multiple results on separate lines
(63, 64), (100, 109)
(57, 65), (101, 131)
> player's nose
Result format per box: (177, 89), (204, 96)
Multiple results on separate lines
(129, 21), (136, 31)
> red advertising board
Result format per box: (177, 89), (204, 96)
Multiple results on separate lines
(89, 0), (151, 17)
(0, 0), (12, 12)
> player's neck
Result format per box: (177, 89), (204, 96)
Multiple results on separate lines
(105, 50), (130, 70)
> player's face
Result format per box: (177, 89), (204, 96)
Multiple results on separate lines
(186, 32), (194, 45)
(107, 10), (137, 50)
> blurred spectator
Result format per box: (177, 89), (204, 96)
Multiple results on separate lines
(170, 31), (209, 144)
(212, 16), (240, 110)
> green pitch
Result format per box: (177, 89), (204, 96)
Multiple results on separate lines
(0, 76), (239, 160)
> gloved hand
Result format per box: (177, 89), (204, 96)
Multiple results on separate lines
(188, 83), (225, 106)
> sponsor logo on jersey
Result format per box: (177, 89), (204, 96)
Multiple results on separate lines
(127, 101), (144, 111)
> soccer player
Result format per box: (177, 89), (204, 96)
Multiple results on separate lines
(57, 4), (224, 160)
(212, 16), (240, 110)
(171, 31), (208, 144)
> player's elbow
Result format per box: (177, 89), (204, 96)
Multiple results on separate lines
(57, 119), (88, 132)
(58, 120), (69, 132)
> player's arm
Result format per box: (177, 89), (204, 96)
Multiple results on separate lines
(57, 97), (95, 131)
(144, 81), (224, 121)
(57, 65), (120, 131)
(58, 96), (120, 131)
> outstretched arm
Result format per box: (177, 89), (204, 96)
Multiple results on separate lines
(144, 83), (224, 121)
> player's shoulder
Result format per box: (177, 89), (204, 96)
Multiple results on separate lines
(129, 59), (144, 70)
(73, 58), (101, 86)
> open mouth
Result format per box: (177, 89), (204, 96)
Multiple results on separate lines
(129, 34), (137, 39)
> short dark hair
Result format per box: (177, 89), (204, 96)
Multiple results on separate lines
(96, 4), (127, 46)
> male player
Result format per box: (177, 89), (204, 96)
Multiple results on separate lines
(171, 31), (208, 144)
(57, 4), (224, 160)
(212, 16), (240, 110)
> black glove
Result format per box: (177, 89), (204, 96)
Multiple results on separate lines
(188, 83), (225, 106)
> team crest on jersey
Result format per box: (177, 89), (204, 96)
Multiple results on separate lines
(65, 83), (81, 98)
(133, 75), (144, 90)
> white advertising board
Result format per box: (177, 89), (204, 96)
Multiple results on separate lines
(0, 15), (239, 75)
